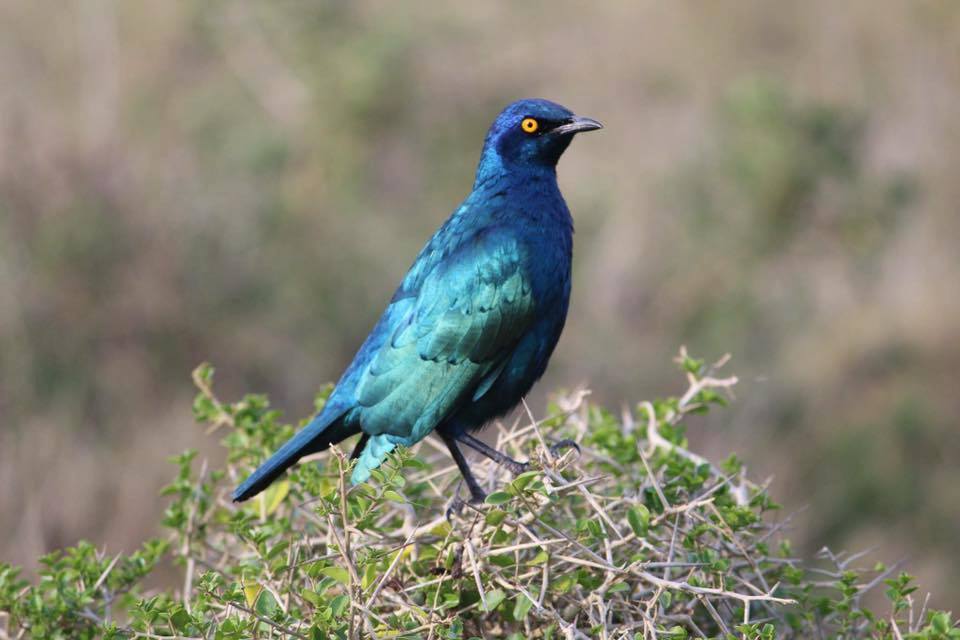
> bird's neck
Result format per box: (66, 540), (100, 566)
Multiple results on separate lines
(473, 151), (558, 192)
(466, 163), (572, 239)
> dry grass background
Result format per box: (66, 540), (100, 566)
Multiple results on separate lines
(1, 0), (959, 606)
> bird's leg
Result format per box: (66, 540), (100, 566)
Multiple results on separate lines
(440, 432), (488, 504)
(456, 432), (530, 475)
(349, 433), (370, 460)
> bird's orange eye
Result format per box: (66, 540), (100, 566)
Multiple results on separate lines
(521, 117), (539, 134)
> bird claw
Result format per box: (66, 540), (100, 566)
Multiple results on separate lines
(549, 439), (580, 459)
(445, 492), (486, 522)
(445, 497), (465, 522)
(507, 460), (532, 476)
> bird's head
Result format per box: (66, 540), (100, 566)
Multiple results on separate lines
(476, 99), (602, 181)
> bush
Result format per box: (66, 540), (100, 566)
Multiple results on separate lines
(1, 350), (956, 639)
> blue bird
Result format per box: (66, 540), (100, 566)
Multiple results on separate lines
(233, 99), (601, 504)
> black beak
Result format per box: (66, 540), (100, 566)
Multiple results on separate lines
(552, 115), (603, 136)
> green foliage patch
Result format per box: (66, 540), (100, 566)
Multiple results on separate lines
(0, 351), (955, 639)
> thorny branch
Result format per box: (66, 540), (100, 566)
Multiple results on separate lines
(6, 351), (924, 638)
(166, 349), (812, 638)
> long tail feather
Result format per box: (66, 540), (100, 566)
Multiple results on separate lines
(232, 408), (356, 502)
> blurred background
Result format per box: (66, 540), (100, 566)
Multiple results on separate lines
(1, 0), (958, 605)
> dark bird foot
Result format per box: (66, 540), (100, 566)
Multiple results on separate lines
(445, 491), (486, 522)
(549, 439), (580, 459)
(445, 477), (487, 521)
(505, 459), (532, 476)
(445, 496), (465, 521)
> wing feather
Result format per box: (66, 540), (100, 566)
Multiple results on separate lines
(355, 228), (534, 441)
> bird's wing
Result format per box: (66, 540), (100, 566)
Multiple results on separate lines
(354, 227), (534, 442)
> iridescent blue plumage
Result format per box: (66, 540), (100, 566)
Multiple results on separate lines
(234, 99), (601, 503)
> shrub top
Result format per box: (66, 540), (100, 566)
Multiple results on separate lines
(1, 350), (955, 639)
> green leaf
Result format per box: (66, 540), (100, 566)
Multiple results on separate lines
(321, 566), (350, 585)
(932, 612), (952, 634)
(510, 470), (540, 492)
(267, 539), (290, 561)
(362, 563), (378, 591)
(383, 490), (406, 503)
(254, 588), (279, 617)
(627, 505), (650, 537)
(659, 591), (672, 608)
(551, 573), (576, 593)
(262, 480), (289, 515)
(666, 626), (687, 639)
(607, 581), (630, 594)
(679, 354), (704, 375)
(485, 509), (508, 526)
(243, 582), (261, 608)
(402, 457), (430, 470)
(485, 491), (513, 505)
(483, 588), (506, 612)
(513, 594), (534, 620)
(586, 518), (604, 539)
(168, 607), (192, 632)
(330, 593), (350, 618)
(193, 362), (214, 385)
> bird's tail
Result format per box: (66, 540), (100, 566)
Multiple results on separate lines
(232, 408), (356, 502)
